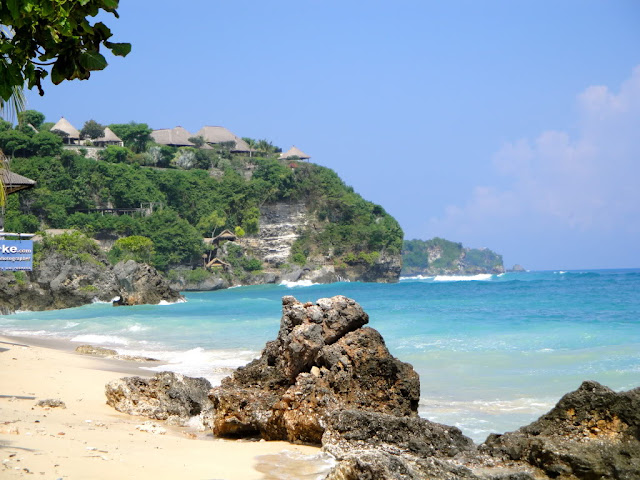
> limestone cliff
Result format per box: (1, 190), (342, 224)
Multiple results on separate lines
(170, 199), (403, 290)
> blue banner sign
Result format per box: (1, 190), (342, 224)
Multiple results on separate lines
(0, 239), (33, 271)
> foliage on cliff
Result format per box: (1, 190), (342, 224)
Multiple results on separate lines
(4, 115), (402, 273)
(402, 237), (504, 276)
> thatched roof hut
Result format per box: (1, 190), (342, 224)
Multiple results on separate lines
(195, 126), (252, 153)
(279, 146), (310, 161)
(212, 229), (237, 244)
(92, 127), (124, 147)
(206, 257), (230, 269)
(151, 126), (195, 147)
(51, 117), (80, 144)
(0, 169), (37, 194)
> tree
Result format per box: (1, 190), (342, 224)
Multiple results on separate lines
(109, 235), (154, 264)
(0, 1), (131, 101)
(80, 119), (105, 140)
(17, 109), (45, 130)
(109, 122), (152, 153)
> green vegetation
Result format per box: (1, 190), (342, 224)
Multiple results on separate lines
(108, 235), (154, 264)
(0, 0), (130, 101)
(402, 238), (504, 275)
(6, 109), (403, 278)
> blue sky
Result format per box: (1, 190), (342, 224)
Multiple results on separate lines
(24, 1), (640, 270)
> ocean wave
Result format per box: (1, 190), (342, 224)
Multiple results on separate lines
(280, 279), (317, 288)
(433, 274), (494, 282)
(140, 347), (259, 385)
(419, 396), (554, 415)
(70, 334), (129, 346)
(399, 275), (435, 281)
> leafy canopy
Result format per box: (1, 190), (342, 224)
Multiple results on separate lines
(0, 0), (131, 101)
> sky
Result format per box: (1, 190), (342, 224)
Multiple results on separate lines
(23, 0), (640, 270)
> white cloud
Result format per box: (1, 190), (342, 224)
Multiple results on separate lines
(431, 65), (640, 238)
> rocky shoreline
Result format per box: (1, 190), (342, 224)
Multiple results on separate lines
(0, 252), (182, 314)
(104, 295), (640, 479)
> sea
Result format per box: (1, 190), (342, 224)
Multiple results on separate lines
(1, 269), (639, 444)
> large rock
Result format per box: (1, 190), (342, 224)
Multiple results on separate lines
(113, 260), (183, 305)
(105, 372), (213, 426)
(209, 295), (420, 444)
(482, 381), (640, 479)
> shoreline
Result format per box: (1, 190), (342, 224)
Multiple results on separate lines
(0, 334), (323, 479)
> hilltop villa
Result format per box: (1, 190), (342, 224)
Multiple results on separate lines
(50, 117), (123, 147)
(279, 146), (311, 161)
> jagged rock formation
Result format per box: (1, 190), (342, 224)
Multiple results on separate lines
(98, 295), (639, 479)
(105, 372), (213, 427)
(0, 253), (182, 314)
(482, 380), (640, 479)
(208, 295), (420, 444)
(113, 260), (182, 306)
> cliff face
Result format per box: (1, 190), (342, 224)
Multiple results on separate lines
(240, 201), (310, 267)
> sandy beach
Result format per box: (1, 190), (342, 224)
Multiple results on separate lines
(0, 335), (323, 479)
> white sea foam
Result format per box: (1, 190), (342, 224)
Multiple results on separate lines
(157, 298), (187, 306)
(399, 275), (435, 281)
(433, 274), (493, 282)
(63, 321), (80, 329)
(70, 334), (129, 346)
(126, 324), (147, 332)
(280, 279), (317, 288)
(140, 347), (259, 385)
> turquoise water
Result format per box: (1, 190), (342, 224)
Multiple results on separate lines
(2, 269), (639, 442)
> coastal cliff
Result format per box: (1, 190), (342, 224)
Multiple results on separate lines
(8, 143), (403, 289)
(402, 237), (505, 276)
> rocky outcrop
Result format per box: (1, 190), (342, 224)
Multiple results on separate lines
(105, 372), (213, 427)
(0, 253), (182, 313)
(208, 295), (420, 444)
(75, 344), (158, 362)
(482, 380), (640, 479)
(113, 260), (183, 305)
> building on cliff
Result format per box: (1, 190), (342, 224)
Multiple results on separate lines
(279, 146), (310, 161)
(92, 127), (124, 147)
(194, 126), (252, 154)
(150, 126), (196, 148)
(51, 117), (81, 145)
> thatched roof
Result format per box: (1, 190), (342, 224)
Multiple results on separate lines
(195, 126), (251, 153)
(212, 229), (237, 243)
(1, 169), (37, 194)
(280, 146), (310, 160)
(94, 127), (122, 143)
(206, 257), (230, 269)
(151, 126), (195, 147)
(51, 117), (80, 138)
